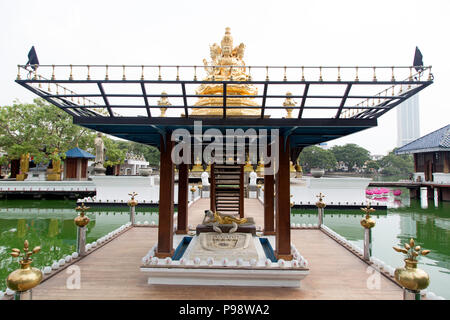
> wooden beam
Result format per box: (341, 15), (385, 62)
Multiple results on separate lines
(155, 133), (174, 258)
(176, 163), (189, 234)
(275, 135), (293, 260)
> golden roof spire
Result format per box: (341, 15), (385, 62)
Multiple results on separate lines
(190, 28), (261, 117)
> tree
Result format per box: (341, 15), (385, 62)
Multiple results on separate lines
(331, 144), (370, 171)
(298, 146), (337, 172)
(0, 99), (96, 165)
(365, 160), (380, 172)
(103, 137), (127, 167)
(378, 149), (414, 176)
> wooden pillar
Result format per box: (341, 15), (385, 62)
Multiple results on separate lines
(210, 163), (216, 212)
(239, 164), (244, 218)
(156, 134), (175, 258)
(176, 163), (189, 234)
(275, 136), (293, 260)
(264, 143), (275, 235)
(264, 171), (275, 235)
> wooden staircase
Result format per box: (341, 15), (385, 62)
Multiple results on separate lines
(210, 164), (244, 217)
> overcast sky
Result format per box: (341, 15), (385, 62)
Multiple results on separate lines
(1, 0), (449, 155)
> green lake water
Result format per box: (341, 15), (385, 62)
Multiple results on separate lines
(0, 196), (449, 299)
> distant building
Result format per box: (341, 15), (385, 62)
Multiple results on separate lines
(371, 154), (383, 161)
(397, 94), (420, 147)
(120, 152), (149, 175)
(396, 124), (450, 200)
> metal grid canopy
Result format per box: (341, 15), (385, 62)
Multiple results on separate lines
(16, 64), (433, 149)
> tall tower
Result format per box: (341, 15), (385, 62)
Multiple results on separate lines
(397, 94), (420, 147)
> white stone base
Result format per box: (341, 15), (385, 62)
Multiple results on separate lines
(141, 267), (308, 287)
(248, 191), (257, 199)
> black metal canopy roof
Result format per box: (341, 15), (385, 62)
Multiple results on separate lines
(16, 64), (433, 150)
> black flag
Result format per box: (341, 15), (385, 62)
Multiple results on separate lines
(413, 46), (423, 72)
(26, 46), (39, 70)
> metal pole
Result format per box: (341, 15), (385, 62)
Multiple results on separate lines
(363, 227), (372, 261)
(315, 192), (326, 228)
(130, 205), (135, 225)
(77, 226), (87, 256)
(403, 288), (420, 300)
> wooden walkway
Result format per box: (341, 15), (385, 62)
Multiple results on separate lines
(32, 199), (403, 300)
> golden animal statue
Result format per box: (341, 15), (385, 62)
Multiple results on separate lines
(191, 27), (260, 117)
(203, 210), (248, 225)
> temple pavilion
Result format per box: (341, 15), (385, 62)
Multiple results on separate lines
(16, 28), (433, 286)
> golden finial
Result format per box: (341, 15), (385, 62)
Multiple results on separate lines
(190, 185), (197, 193)
(427, 66), (432, 81)
(51, 65), (55, 80)
(17, 65), (21, 80)
(393, 238), (430, 291)
(33, 67), (38, 80)
(193, 65), (197, 81)
(391, 66), (395, 82)
(399, 84), (403, 94)
(266, 66), (269, 81)
(229, 66), (233, 81)
(158, 65), (162, 81)
(373, 67), (377, 82)
(141, 65), (145, 80)
(360, 202), (376, 229)
(315, 192), (326, 208)
(48, 82), (51, 92)
(319, 66), (323, 82)
(355, 66), (359, 82)
(392, 85), (395, 96)
(87, 65), (91, 80)
(283, 66), (287, 81)
(7, 240), (43, 292)
(69, 64), (73, 80)
(337, 66), (341, 82)
(301, 66), (305, 81)
(393, 238), (430, 261)
(38, 75), (42, 88)
(247, 66), (252, 81)
(158, 91), (171, 117)
(105, 65), (109, 80)
(176, 66), (180, 81)
(122, 65), (126, 80)
(283, 92), (296, 119)
(128, 192), (138, 207)
(74, 202), (90, 227)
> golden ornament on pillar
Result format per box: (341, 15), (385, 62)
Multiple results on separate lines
(315, 192), (326, 209)
(283, 92), (297, 119)
(127, 192), (138, 207)
(190, 27), (261, 117)
(256, 159), (265, 177)
(244, 154), (254, 172)
(190, 186), (197, 193)
(206, 161), (211, 172)
(360, 203), (376, 229)
(158, 91), (171, 117)
(74, 202), (90, 227)
(191, 157), (203, 172)
(393, 238), (430, 291)
(6, 240), (43, 292)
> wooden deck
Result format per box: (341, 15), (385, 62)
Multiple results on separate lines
(32, 198), (403, 300)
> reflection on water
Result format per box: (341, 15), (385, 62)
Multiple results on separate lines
(0, 200), (158, 292)
(292, 199), (450, 299)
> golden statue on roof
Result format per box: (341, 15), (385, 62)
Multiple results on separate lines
(190, 27), (261, 117)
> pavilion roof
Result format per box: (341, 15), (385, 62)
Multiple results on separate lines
(16, 64), (433, 150)
(396, 124), (450, 154)
(65, 147), (95, 159)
